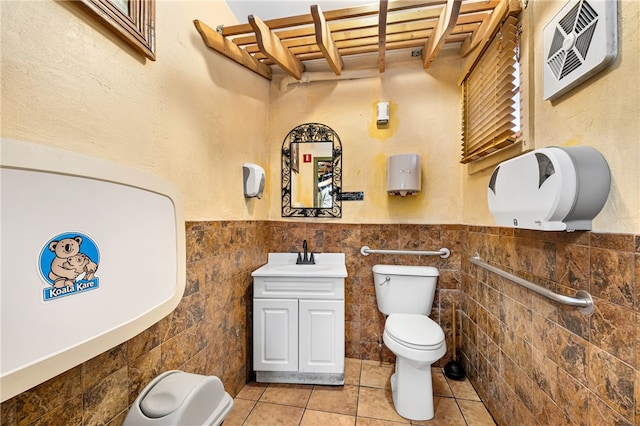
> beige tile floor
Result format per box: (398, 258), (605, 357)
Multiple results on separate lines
(224, 359), (496, 425)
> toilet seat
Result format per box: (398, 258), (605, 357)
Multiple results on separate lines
(385, 314), (445, 351)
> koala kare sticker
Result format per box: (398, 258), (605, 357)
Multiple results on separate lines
(38, 233), (100, 301)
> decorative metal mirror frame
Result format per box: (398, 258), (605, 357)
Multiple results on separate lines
(282, 123), (342, 218)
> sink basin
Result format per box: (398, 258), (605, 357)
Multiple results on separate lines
(275, 264), (333, 273)
(252, 253), (347, 278)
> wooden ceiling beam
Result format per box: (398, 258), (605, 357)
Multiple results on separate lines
(261, 38), (466, 65)
(243, 18), (481, 56)
(221, 1), (446, 36)
(193, 19), (272, 80)
(195, 0), (505, 77)
(254, 19), (477, 61)
(422, 0), (462, 68)
(245, 19), (480, 59)
(244, 22), (431, 55)
(260, 33), (471, 64)
(249, 15), (305, 79)
(231, 1), (497, 48)
(256, 30), (430, 61)
(378, 0), (389, 72)
(224, 4), (379, 36)
(311, 5), (343, 75)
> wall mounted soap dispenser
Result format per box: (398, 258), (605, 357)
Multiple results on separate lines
(243, 163), (265, 199)
(387, 154), (421, 196)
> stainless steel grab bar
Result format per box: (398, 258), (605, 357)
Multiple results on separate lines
(360, 246), (451, 258)
(469, 254), (594, 316)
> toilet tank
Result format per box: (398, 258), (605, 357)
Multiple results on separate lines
(372, 265), (439, 315)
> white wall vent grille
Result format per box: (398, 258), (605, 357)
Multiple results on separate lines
(543, 0), (618, 100)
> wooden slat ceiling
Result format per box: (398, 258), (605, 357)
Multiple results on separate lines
(194, 0), (520, 81)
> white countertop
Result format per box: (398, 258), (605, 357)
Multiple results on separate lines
(252, 253), (347, 278)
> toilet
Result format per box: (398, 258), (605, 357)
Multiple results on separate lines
(372, 264), (446, 421)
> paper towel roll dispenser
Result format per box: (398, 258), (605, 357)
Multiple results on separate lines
(487, 146), (610, 231)
(387, 154), (421, 196)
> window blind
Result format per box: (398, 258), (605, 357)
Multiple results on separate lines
(461, 16), (520, 164)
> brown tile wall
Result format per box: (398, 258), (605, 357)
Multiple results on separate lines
(1, 221), (637, 426)
(461, 227), (640, 426)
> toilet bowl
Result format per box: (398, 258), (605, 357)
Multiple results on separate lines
(372, 265), (446, 421)
(384, 313), (446, 420)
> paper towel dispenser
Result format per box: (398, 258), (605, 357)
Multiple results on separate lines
(387, 154), (421, 196)
(487, 146), (610, 231)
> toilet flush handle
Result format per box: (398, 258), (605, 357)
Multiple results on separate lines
(376, 276), (391, 286)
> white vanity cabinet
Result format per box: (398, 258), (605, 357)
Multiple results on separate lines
(252, 253), (347, 385)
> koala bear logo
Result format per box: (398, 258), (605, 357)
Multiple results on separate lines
(48, 236), (98, 288)
(64, 253), (96, 281)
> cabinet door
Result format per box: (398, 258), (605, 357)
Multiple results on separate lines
(299, 300), (344, 374)
(253, 299), (298, 371)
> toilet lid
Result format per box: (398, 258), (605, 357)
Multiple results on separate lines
(385, 314), (445, 350)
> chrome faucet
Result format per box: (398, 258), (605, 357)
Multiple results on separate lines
(296, 239), (315, 264)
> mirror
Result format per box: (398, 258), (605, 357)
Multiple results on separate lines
(282, 123), (342, 217)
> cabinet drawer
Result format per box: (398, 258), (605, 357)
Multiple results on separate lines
(254, 277), (344, 300)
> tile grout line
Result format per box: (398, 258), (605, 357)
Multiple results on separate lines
(235, 360), (495, 425)
(454, 397), (472, 426)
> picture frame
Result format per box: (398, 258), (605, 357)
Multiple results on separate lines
(78, 0), (156, 60)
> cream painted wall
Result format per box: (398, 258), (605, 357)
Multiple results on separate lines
(0, 0), (271, 221)
(2, 1), (638, 232)
(463, 0), (640, 234)
(268, 53), (465, 224)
